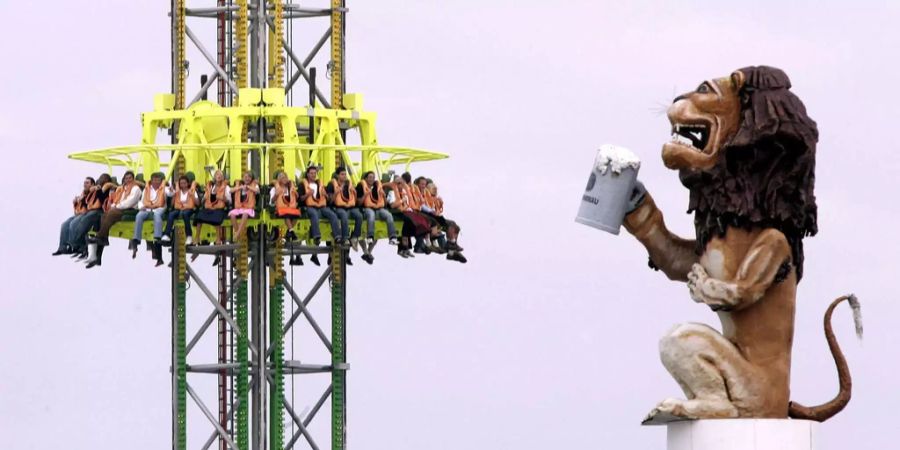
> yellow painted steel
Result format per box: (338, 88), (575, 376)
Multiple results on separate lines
(329, 0), (346, 178)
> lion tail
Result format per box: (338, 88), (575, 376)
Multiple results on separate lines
(788, 294), (862, 421)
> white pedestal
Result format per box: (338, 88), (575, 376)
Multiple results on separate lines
(667, 419), (818, 450)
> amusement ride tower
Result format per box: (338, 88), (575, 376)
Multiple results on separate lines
(67, 2), (447, 449)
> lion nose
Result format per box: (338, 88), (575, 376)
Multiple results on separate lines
(673, 94), (688, 103)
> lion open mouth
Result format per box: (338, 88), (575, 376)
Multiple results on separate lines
(670, 123), (710, 153)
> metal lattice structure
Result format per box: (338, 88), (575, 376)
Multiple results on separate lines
(67, 2), (447, 450)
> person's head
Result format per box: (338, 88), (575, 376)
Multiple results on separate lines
(362, 171), (375, 186)
(178, 175), (190, 190)
(242, 171), (255, 184)
(306, 166), (318, 181)
(96, 173), (112, 186)
(83, 176), (96, 190)
(150, 172), (164, 188)
(213, 169), (225, 184)
(335, 167), (348, 183)
(427, 181), (438, 196)
(122, 171), (135, 184)
(414, 176), (427, 190)
(393, 174), (404, 185)
(276, 171), (289, 186)
(401, 172), (412, 184)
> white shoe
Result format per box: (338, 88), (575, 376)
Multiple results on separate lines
(185, 236), (193, 245)
(388, 237), (399, 246)
(84, 243), (97, 265)
(350, 237), (359, 252)
(161, 234), (171, 242)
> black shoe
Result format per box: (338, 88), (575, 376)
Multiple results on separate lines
(347, 256), (353, 266)
(447, 252), (467, 264)
(289, 255), (303, 266)
(212, 256), (221, 266)
(130, 239), (140, 259)
(361, 254), (374, 265)
(327, 255), (332, 265)
(286, 230), (297, 241)
(310, 254), (320, 266)
(52, 248), (69, 256)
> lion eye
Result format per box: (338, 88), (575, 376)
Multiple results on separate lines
(696, 83), (710, 94)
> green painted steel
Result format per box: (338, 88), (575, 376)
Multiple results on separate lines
(236, 280), (249, 450)
(176, 281), (187, 450)
(269, 281), (285, 450)
(331, 248), (347, 450)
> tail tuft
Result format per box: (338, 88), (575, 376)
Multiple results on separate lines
(847, 294), (863, 340)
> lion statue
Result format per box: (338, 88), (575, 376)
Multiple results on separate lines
(623, 66), (863, 424)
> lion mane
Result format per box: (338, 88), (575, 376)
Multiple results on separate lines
(679, 66), (819, 280)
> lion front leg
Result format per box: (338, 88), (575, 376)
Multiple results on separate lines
(687, 229), (793, 311)
(644, 323), (760, 424)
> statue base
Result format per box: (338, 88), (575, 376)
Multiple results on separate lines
(666, 419), (818, 450)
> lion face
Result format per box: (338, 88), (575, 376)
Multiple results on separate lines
(662, 71), (745, 171)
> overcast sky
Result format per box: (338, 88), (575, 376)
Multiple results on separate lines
(2, 1), (899, 449)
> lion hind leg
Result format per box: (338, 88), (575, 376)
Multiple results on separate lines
(649, 323), (756, 422)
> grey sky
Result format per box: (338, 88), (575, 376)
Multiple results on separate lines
(2, 1), (898, 449)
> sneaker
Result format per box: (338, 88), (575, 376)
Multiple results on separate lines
(347, 256), (353, 266)
(161, 234), (171, 243)
(404, 250), (415, 258)
(350, 237), (359, 252)
(185, 236), (193, 246)
(361, 254), (374, 265)
(399, 251), (410, 259)
(388, 237), (399, 246)
(447, 252), (467, 264)
(310, 254), (321, 266)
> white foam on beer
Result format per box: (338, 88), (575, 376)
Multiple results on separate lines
(594, 144), (641, 174)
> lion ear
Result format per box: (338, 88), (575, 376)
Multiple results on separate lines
(730, 70), (746, 92)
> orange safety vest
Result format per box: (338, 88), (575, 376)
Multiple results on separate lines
(204, 183), (227, 210)
(233, 183), (258, 209)
(301, 178), (327, 208)
(84, 189), (103, 211)
(142, 183), (167, 209)
(109, 182), (136, 210)
(406, 185), (423, 211)
(330, 180), (357, 208)
(359, 180), (385, 209)
(273, 184), (298, 209)
(173, 187), (197, 211)
(432, 195), (444, 216)
(73, 194), (86, 215)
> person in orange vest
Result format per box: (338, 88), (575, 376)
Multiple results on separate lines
(67, 173), (113, 260)
(300, 165), (340, 266)
(355, 171), (399, 264)
(87, 170), (143, 269)
(386, 174), (431, 259)
(229, 171), (260, 241)
(271, 171), (303, 265)
(54, 176), (96, 256)
(415, 176), (466, 263)
(163, 175), (199, 244)
(193, 169), (232, 248)
(326, 167), (363, 250)
(131, 172), (168, 265)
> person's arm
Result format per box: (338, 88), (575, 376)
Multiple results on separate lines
(102, 182), (117, 192)
(118, 186), (142, 209)
(249, 181), (260, 194)
(224, 185), (232, 204)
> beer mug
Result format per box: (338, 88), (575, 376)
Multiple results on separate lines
(575, 144), (641, 235)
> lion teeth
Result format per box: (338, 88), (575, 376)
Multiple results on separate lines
(671, 133), (693, 146)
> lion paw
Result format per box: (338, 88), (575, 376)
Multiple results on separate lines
(687, 263), (738, 311)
